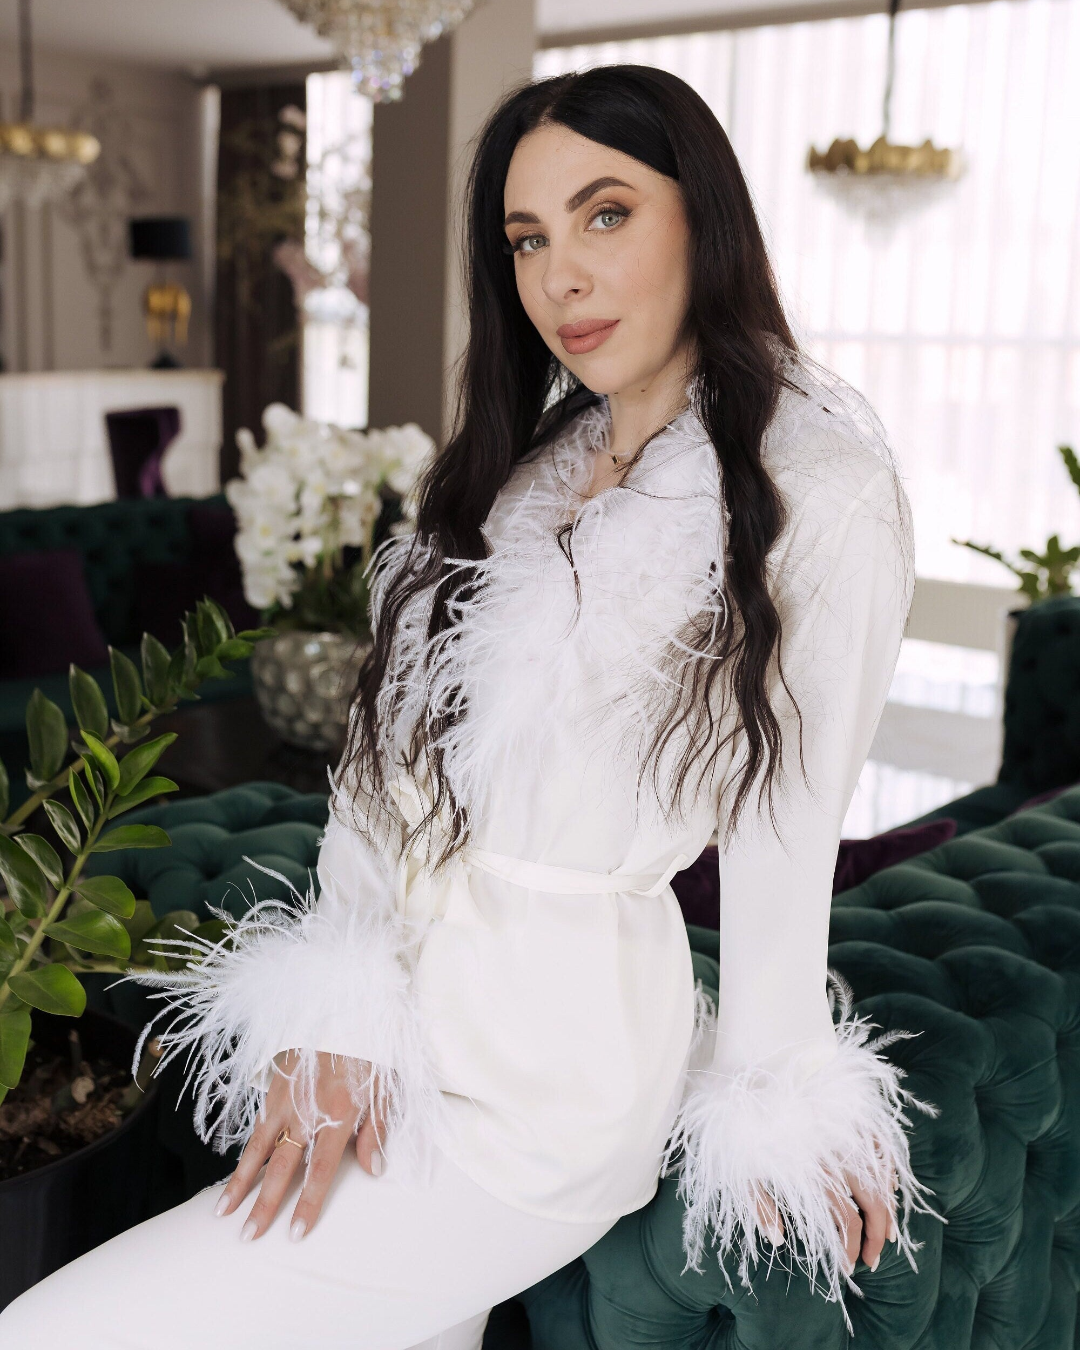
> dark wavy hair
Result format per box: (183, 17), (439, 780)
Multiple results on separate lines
(342, 63), (806, 864)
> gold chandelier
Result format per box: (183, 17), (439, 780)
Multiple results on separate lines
(807, 0), (962, 225)
(0, 0), (100, 211)
(278, 0), (478, 102)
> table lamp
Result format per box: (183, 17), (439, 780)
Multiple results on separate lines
(128, 216), (193, 369)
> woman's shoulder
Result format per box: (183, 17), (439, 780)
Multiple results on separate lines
(764, 354), (910, 552)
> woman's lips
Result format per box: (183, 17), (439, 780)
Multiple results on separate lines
(556, 318), (619, 355)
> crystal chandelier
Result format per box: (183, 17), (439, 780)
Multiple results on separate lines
(0, 0), (101, 212)
(807, 0), (962, 232)
(279, 0), (478, 102)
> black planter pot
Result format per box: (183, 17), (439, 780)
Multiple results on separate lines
(0, 1008), (159, 1311)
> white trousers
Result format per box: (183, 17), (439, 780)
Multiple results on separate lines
(0, 1144), (620, 1350)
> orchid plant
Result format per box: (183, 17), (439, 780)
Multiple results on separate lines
(225, 405), (435, 639)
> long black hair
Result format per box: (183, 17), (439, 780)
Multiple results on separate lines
(342, 63), (806, 864)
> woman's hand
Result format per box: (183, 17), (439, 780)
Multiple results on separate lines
(755, 1164), (899, 1274)
(213, 1049), (388, 1242)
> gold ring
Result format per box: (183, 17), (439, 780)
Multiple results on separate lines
(275, 1126), (305, 1152)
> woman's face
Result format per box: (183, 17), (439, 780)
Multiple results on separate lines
(503, 122), (694, 398)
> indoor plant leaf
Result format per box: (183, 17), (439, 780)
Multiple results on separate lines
(0, 1008), (32, 1089)
(68, 665), (110, 740)
(196, 599), (231, 655)
(68, 767), (95, 830)
(8, 964), (87, 1016)
(91, 824), (172, 852)
(47, 911), (131, 960)
(15, 834), (64, 889)
(44, 799), (82, 854)
(107, 777), (179, 818)
(141, 632), (173, 708)
(110, 646), (145, 727)
(0, 835), (49, 917)
(116, 733), (177, 796)
(0, 914), (17, 960)
(134, 910), (201, 970)
(216, 638), (253, 661)
(26, 688), (69, 784)
(121, 900), (158, 948)
(74, 874), (137, 919)
(81, 732), (121, 792)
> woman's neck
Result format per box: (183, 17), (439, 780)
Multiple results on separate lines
(604, 346), (695, 460)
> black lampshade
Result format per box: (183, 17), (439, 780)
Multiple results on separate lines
(129, 216), (193, 262)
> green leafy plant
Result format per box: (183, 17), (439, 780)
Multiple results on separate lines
(952, 444), (1080, 602)
(0, 599), (273, 1105)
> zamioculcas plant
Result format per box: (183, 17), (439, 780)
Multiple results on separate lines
(0, 598), (273, 1103)
(952, 444), (1080, 602)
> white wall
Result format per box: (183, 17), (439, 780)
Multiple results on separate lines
(0, 43), (212, 374)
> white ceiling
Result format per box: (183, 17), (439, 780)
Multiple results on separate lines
(0, 0), (760, 75)
(0, 0), (336, 75)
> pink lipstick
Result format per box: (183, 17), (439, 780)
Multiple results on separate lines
(556, 318), (619, 355)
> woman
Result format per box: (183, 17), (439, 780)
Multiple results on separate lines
(0, 64), (943, 1349)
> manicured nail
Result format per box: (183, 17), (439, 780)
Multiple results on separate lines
(290, 1218), (307, 1243)
(888, 1218), (898, 1243)
(370, 1152), (384, 1177)
(240, 1219), (258, 1242)
(214, 1191), (232, 1217)
(768, 1227), (785, 1247)
(870, 1255), (880, 1272)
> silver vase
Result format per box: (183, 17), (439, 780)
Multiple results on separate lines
(250, 630), (369, 752)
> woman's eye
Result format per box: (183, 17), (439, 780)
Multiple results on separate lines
(590, 206), (629, 232)
(513, 233), (546, 255)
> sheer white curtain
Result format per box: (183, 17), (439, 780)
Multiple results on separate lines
(302, 72), (372, 428)
(539, 1), (1080, 833)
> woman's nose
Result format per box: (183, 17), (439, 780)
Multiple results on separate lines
(540, 244), (593, 306)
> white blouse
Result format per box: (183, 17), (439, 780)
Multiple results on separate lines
(129, 355), (945, 1332)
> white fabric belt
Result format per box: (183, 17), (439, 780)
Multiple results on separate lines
(463, 845), (690, 899)
(386, 768), (688, 920)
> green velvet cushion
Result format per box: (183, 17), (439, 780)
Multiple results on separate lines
(520, 785), (1080, 1348)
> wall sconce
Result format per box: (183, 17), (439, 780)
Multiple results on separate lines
(128, 216), (193, 368)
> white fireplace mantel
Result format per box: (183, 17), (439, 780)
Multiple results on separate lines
(0, 368), (225, 510)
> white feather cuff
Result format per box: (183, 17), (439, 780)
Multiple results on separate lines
(660, 970), (945, 1333)
(116, 857), (448, 1184)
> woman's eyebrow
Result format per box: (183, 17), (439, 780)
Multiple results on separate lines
(503, 177), (634, 229)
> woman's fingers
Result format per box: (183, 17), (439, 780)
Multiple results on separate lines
(289, 1123), (351, 1240)
(355, 1080), (388, 1177)
(831, 1188), (863, 1276)
(849, 1177), (890, 1272)
(756, 1193), (785, 1246)
(241, 1122), (310, 1240)
(214, 1117), (279, 1217)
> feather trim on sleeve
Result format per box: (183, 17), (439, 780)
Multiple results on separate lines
(660, 969), (945, 1334)
(112, 845), (449, 1185)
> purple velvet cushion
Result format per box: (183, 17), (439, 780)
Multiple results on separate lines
(831, 816), (958, 894)
(671, 815), (960, 930)
(0, 549), (110, 678)
(131, 504), (260, 647)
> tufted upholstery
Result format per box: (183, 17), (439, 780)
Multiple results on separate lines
(0, 494), (255, 800)
(81, 779), (1080, 1347)
(516, 785), (1080, 1349)
(0, 494), (226, 650)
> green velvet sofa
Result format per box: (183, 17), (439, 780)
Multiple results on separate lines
(79, 778), (1080, 1348)
(0, 493), (254, 806)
